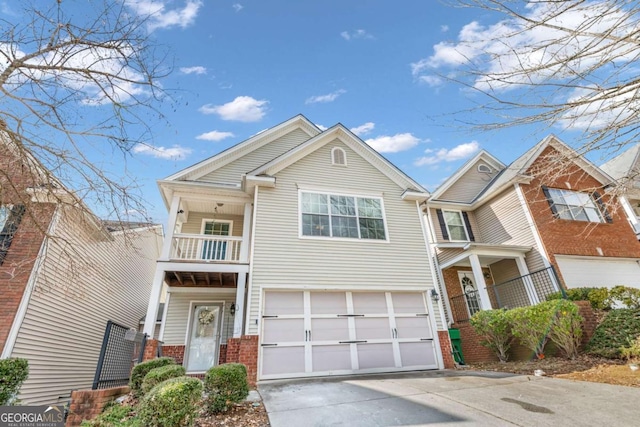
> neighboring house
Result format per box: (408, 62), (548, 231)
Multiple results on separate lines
(143, 114), (451, 383)
(0, 142), (163, 405)
(600, 144), (640, 238)
(426, 135), (640, 338)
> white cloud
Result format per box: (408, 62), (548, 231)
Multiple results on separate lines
(440, 25), (449, 33)
(232, 3), (244, 12)
(180, 66), (207, 75)
(199, 96), (268, 122)
(350, 122), (375, 136)
(340, 29), (374, 41)
(133, 143), (192, 160)
(414, 141), (480, 166)
(196, 130), (235, 142)
(305, 89), (346, 104)
(125, 0), (203, 31)
(365, 133), (420, 153)
(417, 75), (444, 87)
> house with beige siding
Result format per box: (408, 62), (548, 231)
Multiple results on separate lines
(426, 135), (640, 362)
(0, 143), (162, 405)
(143, 114), (452, 383)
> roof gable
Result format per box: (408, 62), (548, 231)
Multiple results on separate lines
(248, 124), (428, 194)
(165, 114), (320, 182)
(600, 144), (640, 180)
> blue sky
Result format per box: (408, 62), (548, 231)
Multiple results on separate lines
(2, 1), (618, 223)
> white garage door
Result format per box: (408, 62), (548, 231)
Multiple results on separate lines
(556, 256), (640, 289)
(259, 291), (439, 380)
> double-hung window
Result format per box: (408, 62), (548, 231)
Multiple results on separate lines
(0, 204), (26, 264)
(443, 210), (469, 241)
(543, 187), (606, 223)
(300, 192), (386, 240)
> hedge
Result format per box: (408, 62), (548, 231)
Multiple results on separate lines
(587, 309), (640, 358)
(141, 364), (186, 395)
(0, 358), (28, 405)
(129, 357), (175, 397)
(204, 363), (249, 413)
(138, 376), (203, 427)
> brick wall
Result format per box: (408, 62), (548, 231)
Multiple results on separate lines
(437, 331), (455, 369)
(443, 265), (494, 322)
(65, 386), (130, 426)
(575, 300), (597, 347)
(142, 338), (159, 361)
(0, 150), (56, 355)
(162, 345), (185, 364)
(225, 335), (258, 387)
(523, 145), (640, 287)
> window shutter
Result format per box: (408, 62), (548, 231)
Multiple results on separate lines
(592, 191), (613, 223)
(435, 209), (449, 240)
(0, 205), (26, 265)
(462, 211), (475, 241)
(541, 186), (558, 217)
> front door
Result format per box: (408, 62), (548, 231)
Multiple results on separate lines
(185, 303), (223, 372)
(458, 271), (481, 317)
(201, 221), (231, 260)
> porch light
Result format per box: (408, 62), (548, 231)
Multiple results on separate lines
(430, 289), (440, 302)
(230, 303), (236, 316)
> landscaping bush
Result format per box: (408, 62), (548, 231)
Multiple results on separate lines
(587, 309), (640, 358)
(620, 336), (640, 363)
(129, 357), (175, 397)
(470, 309), (513, 362)
(138, 376), (203, 427)
(204, 363), (249, 413)
(547, 300), (583, 359)
(506, 302), (557, 359)
(0, 358), (28, 405)
(609, 286), (640, 310)
(586, 287), (612, 310)
(80, 402), (141, 427)
(142, 364), (186, 395)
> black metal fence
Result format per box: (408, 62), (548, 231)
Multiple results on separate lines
(450, 290), (482, 323)
(92, 321), (147, 390)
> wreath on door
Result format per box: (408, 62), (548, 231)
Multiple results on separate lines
(199, 309), (215, 325)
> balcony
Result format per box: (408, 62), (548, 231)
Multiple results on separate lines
(170, 234), (244, 263)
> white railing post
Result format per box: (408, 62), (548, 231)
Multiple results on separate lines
(160, 196), (181, 261)
(240, 202), (252, 262)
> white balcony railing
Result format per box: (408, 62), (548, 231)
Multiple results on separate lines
(170, 234), (243, 262)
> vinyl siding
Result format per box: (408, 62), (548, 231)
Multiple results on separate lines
(249, 140), (442, 332)
(161, 292), (236, 346)
(438, 160), (499, 203)
(10, 209), (161, 405)
(489, 259), (521, 284)
(180, 212), (244, 237)
(199, 128), (312, 184)
(436, 248), (465, 266)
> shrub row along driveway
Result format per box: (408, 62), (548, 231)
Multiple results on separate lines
(259, 370), (639, 426)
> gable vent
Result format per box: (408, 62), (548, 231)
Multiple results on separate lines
(477, 164), (492, 173)
(332, 147), (347, 166)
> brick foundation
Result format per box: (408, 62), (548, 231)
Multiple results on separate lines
(65, 386), (130, 427)
(225, 335), (259, 387)
(576, 300), (597, 348)
(162, 345), (185, 364)
(437, 331), (456, 369)
(142, 338), (160, 361)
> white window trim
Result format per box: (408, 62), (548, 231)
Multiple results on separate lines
(200, 218), (234, 235)
(183, 300), (226, 374)
(298, 189), (390, 243)
(442, 209), (469, 242)
(331, 147), (347, 166)
(547, 188), (604, 223)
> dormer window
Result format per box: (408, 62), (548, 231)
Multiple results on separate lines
(331, 147), (347, 166)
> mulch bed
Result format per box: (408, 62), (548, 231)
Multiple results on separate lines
(195, 401), (270, 427)
(466, 354), (624, 376)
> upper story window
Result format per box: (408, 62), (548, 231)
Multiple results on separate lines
(435, 209), (475, 242)
(300, 192), (386, 240)
(542, 186), (611, 223)
(331, 147), (347, 166)
(0, 204), (26, 265)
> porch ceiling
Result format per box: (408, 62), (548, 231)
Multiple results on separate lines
(165, 271), (238, 288)
(438, 243), (532, 269)
(181, 200), (246, 216)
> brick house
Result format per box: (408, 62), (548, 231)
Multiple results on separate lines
(0, 138), (162, 405)
(425, 135), (640, 362)
(143, 114), (453, 385)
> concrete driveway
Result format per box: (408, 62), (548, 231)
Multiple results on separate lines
(259, 370), (639, 426)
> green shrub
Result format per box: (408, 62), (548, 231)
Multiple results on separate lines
(620, 336), (640, 363)
(470, 309), (513, 362)
(587, 309), (640, 358)
(506, 302), (557, 359)
(609, 286), (640, 310)
(80, 402), (140, 427)
(587, 288), (612, 310)
(142, 364), (186, 395)
(204, 363), (249, 413)
(129, 357), (175, 397)
(138, 376), (202, 427)
(547, 300), (583, 359)
(0, 358), (28, 405)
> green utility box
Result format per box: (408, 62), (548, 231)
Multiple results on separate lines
(448, 328), (465, 365)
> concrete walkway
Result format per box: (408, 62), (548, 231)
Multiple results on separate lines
(259, 370), (639, 426)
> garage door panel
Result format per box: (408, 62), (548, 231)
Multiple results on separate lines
(357, 343), (395, 369)
(399, 341), (436, 367)
(352, 292), (387, 314)
(264, 291), (304, 315)
(392, 292), (427, 314)
(556, 256), (640, 289)
(355, 317), (391, 340)
(310, 292), (347, 314)
(262, 346), (305, 376)
(312, 345), (351, 372)
(395, 316), (432, 339)
(311, 318), (350, 341)
(263, 318), (304, 343)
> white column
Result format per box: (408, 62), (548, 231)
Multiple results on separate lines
(469, 253), (492, 310)
(160, 195), (181, 261)
(143, 269), (166, 336)
(514, 256), (539, 305)
(239, 202), (252, 262)
(620, 196), (640, 233)
(233, 273), (247, 338)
